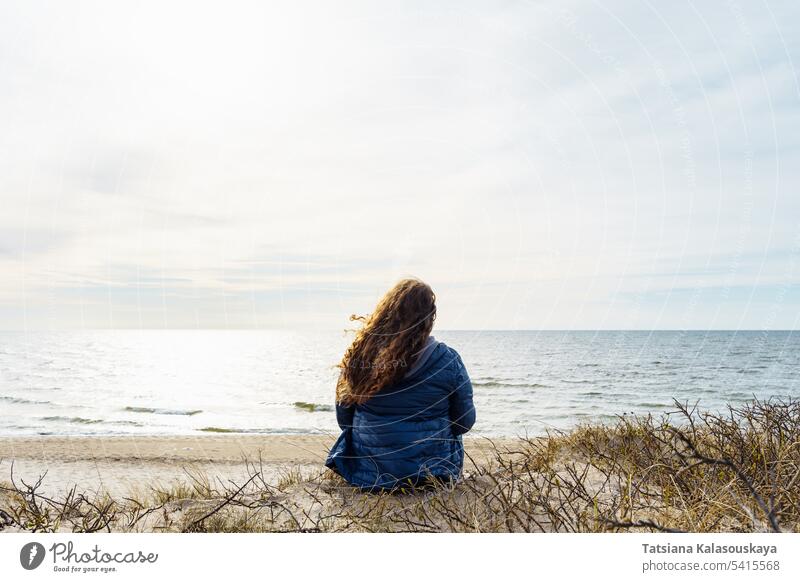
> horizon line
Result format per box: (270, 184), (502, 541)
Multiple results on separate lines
(0, 328), (796, 333)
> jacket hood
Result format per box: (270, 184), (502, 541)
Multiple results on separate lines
(403, 335), (445, 379)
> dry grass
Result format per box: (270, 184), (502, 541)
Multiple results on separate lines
(1, 397), (798, 533)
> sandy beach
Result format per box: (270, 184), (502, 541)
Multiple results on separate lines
(0, 435), (502, 498)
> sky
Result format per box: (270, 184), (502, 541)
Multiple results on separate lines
(1, 0), (799, 330)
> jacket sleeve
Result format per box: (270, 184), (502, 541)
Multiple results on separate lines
(335, 402), (355, 430)
(449, 353), (476, 436)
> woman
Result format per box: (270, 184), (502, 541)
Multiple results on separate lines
(325, 278), (476, 491)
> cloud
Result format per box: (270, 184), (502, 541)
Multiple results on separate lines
(0, 0), (798, 329)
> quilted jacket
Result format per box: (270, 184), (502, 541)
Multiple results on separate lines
(325, 337), (475, 491)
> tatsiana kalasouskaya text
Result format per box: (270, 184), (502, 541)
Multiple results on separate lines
(642, 544), (777, 557)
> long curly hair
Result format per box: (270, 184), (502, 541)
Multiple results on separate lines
(336, 278), (437, 405)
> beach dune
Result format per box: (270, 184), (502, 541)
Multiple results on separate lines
(2, 399), (798, 533)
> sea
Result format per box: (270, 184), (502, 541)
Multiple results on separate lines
(0, 330), (797, 437)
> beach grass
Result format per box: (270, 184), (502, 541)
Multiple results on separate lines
(1, 397), (798, 533)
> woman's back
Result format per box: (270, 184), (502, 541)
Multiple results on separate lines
(326, 338), (475, 490)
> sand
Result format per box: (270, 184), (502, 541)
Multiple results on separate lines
(0, 434), (501, 498)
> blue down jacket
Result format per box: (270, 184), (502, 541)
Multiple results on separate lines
(325, 337), (476, 491)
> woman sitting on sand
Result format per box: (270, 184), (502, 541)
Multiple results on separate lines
(325, 278), (476, 491)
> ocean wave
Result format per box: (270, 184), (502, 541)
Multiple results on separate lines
(0, 395), (50, 405)
(197, 426), (311, 434)
(39, 416), (144, 427)
(473, 381), (547, 388)
(41, 415), (103, 425)
(293, 401), (333, 412)
(198, 426), (248, 433)
(123, 406), (203, 416)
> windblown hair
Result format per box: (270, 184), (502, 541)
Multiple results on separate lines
(336, 278), (436, 405)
